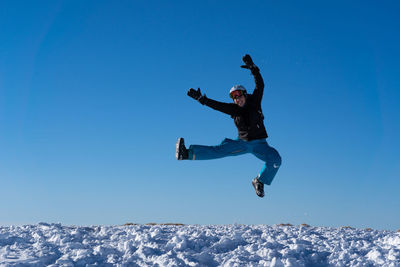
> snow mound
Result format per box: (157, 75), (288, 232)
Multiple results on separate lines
(0, 223), (399, 266)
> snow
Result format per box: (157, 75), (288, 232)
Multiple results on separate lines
(0, 223), (399, 266)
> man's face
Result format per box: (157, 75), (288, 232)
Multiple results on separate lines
(233, 95), (246, 107)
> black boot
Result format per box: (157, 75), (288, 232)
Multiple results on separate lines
(252, 177), (265, 198)
(176, 138), (189, 160)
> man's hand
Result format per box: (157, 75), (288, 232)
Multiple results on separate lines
(241, 54), (254, 68)
(241, 54), (258, 72)
(187, 88), (207, 105)
(187, 88), (202, 100)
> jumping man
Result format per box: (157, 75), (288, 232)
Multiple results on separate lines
(176, 54), (281, 198)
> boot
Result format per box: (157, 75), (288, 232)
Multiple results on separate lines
(176, 138), (189, 160)
(252, 177), (265, 198)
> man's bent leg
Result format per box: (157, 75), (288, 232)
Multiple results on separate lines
(188, 138), (248, 160)
(252, 141), (282, 185)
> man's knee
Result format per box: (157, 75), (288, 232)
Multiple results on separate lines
(274, 152), (282, 167)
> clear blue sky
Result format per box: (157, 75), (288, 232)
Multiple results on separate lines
(1, 0), (399, 230)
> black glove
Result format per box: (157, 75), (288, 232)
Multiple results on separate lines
(187, 88), (207, 105)
(241, 54), (259, 72)
(187, 88), (202, 100)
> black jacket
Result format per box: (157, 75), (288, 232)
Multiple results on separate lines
(202, 68), (268, 141)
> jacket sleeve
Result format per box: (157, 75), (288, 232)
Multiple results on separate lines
(202, 96), (242, 116)
(250, 67), (264, 104)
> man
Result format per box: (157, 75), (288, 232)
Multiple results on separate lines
(176, 54), (281, 198)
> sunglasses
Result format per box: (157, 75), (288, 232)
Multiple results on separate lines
(230, 90), (245, 99)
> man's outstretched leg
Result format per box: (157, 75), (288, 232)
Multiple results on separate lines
(176, 137), (248, 161)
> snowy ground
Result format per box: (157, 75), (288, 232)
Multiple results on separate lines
(0, 223), (399, 266)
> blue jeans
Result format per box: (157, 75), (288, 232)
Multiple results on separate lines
(188, 138), (281, 185)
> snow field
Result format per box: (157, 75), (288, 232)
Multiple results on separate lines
(0, 223), (399, 266)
